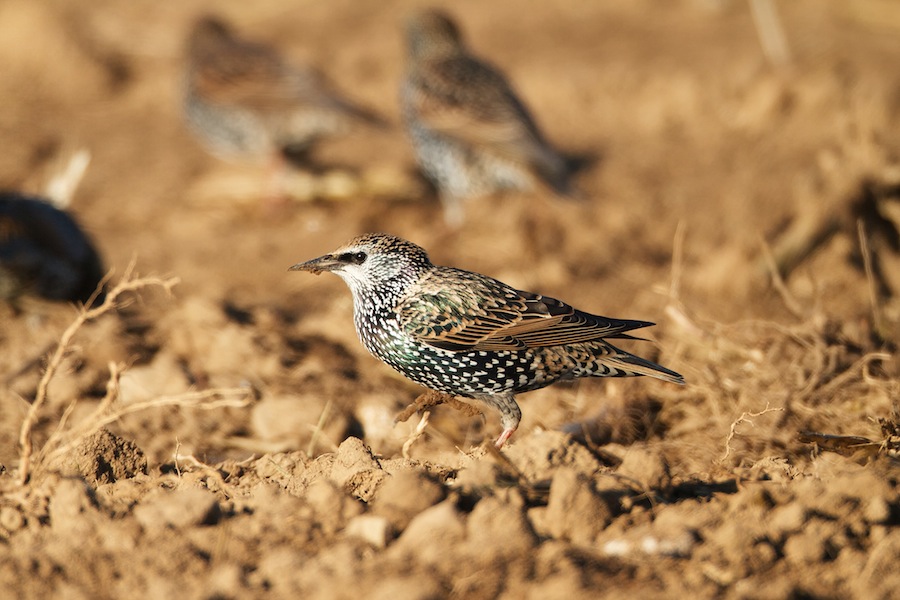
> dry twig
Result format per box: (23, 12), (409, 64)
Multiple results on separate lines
(401, 410), (431, 459)
(721, 403), (785, 462)
(306, 397), (333, 457)
(749, 0), (791, 66)
(759, 235), (805, 318)
(17, 270), (178, 484)
(15, 270), (251, 485)
(858, 219), (885, 338)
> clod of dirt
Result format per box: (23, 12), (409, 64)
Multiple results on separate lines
(71, 428), (147, 486)
(389, 499), (467, 566)
(768, 502), (807, 539)
(371, 470), (446, 532)
(118, 352), (191, 403)
(466, 495), (537, 562)
(48, 477), (100, 536)
(613, 444), (672, 492)
(251, 393), (350, 452)
(539, 467), (617, 545)
(252, 451), (314, 496)
(504, 430), (611, 482)
(132, 486), (221, 529)
(94, 477), (153, 517)
(782, 519), (834, 565)
(329, 437), (385, 501)
(365, 575), (447, 600)
(305, 478), (363, 536)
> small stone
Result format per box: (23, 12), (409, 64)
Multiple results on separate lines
(770, 503), (807, 536)
(864, 496), (892, 524)
(345, 514), (391, 548)
(0, 507), (24, 532)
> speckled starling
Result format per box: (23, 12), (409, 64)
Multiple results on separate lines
(183, 15), (383, 163)
(400, 9), (575, 225)
(290, 233), (684, 447)
(0, 192), (105, 305)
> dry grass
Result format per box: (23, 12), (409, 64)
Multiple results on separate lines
(14, 268), (251, 486)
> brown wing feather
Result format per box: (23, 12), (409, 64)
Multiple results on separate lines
(398, 269), (653, 353)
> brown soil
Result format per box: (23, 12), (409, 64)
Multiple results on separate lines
(2, 1), (900, 598)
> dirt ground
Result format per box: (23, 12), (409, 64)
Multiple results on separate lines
(1, 0), (899, 598)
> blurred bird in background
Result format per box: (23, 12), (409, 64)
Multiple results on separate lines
(182, 16), (385, 189)
(401, 9), (577, 225)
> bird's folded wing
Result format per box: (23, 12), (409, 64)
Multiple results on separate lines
(409, 57), (551, 167)
(398, 270), (653, 352)
(193, 42), (322, 113)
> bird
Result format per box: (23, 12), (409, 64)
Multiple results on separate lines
(183, 15), (384, 166)
(0, 192), (105, 305)
(290, 233), (684, 447)
(400, 9), (575, 225)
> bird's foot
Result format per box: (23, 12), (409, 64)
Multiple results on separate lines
(494, 426), (516, 449)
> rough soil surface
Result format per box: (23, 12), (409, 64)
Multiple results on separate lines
(1, 1), (900, 598)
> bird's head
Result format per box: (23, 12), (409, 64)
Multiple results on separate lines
(187, 15), (235, 59)
(405, 9), (464, 61)
(290, 233), (432, 297)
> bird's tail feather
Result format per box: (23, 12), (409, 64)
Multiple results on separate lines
(603, 351), (685, 385)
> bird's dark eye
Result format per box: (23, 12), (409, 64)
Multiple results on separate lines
(338, 251), (367, 265)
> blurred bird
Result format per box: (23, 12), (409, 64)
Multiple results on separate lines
(401, 9), (576, 225)
(0, 192), (105, 305)
(183, 15), (384, 167)
(290, 233), (683, 447)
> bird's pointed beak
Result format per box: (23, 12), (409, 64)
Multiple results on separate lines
(288, 254), (342, 275)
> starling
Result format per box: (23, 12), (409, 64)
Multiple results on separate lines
(0, 192), (105, 305)
(183, 15), (383, 164)
(290, 233), (684, 447)
(401, 9), (575, 225)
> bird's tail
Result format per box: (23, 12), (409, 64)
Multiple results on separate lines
(533, 148), (583, 201)
(600, 347), (685, 385)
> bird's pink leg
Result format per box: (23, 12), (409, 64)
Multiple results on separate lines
(494, 426), (516, 449)
(491, 393), (521, 448)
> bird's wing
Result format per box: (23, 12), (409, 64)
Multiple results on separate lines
(408, 56), (560, 169)
(191, 35), (331, 114)
(397, 268), (653, 352)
